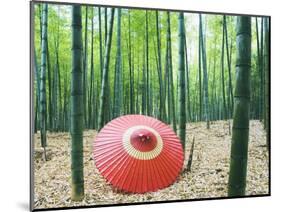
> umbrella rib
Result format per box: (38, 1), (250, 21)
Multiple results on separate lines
(94, 140), (121, 148)
(123, 159), (136, 192)
(138, 157), (144, 193)
(146, 159), (154, 191)
(156, 153), (179, 185)
(107, 152), (132, 190)
(148, 158), (159, 191)
(163, 146), (184, 168)
(94, 146), (125, 170)
(115, 155), (136, 192)
(130, 157), (140, 193)
(141, 152), (148, 193)
(94, 143), (122, 159)
(97, 139), (137, 180)
(152, 156), (171, 189)
(93, 114), (184, 193)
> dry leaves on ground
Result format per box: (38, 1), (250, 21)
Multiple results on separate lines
(33, 120), (269, 209)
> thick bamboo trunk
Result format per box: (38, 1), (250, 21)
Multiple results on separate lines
(70, 5), (84, 201)
(228, 16), (251, 197)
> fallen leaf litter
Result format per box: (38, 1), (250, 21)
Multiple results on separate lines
(33, 120), (269, 209)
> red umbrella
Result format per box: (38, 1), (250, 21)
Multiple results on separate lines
(93, 115), (184, 193)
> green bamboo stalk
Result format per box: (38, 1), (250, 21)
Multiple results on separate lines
(260, 18), (264, 124)
(184, 32), (191, 122)
(70, 5), (84, 201)
(224, 16), (234, 117)
(83, 6), (88, 128)
(104, 8), (107, 43)
(52, 60), (57, 131)
(53, 14), (61, 131)
(98, 7), (103, 82)
(34, 46), (40, 133)
(142, 41), (147, 115)
(145, 10), (151, 116)
(88, 7), (95, 129)
(103, 7), (111, 124)
(39, 4), (48, 154)
(57, 59), (62, 131)
(178, 12), (186, 151)
(166, 12), (177, 132)
(156, 11), (165, 121)
(46, 38), (53, 131)
(198, 17), (202, 121)
(57, 7), (62, 131)
(136, 53), (140, 114)
(165, 38), (170, 123)
(255, 18), (262, 120)
(200, 15), (210, 129)
(221, 16), (227, 120)
(97, 8), (115, 130)
(113, 8), (122, 118)
(264, 17), (269, 148)
(228, 16), (251, 197)
(63, 73), (68, 131)
(128, 11), (134, 114)
(211, 41), (217, 121)
(39, 5), (52, 131)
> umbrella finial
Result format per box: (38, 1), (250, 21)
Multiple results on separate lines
(138, 132), (151, 142)
(138, 133), (144, 137)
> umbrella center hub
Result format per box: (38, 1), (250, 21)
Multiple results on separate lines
(130, 129), (157, 152)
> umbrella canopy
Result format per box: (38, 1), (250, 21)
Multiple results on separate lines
(93, 115), (184, 193)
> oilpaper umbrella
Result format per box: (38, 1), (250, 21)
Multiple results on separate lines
(93, 115), (184, 193)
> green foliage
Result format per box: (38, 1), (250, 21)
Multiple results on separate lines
(33, 2), (269, 201)
(34, 5), (264, 129)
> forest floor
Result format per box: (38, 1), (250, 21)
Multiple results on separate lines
(33, 120), (269, 209)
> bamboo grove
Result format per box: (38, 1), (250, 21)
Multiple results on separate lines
(33, 3), (270, 199)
